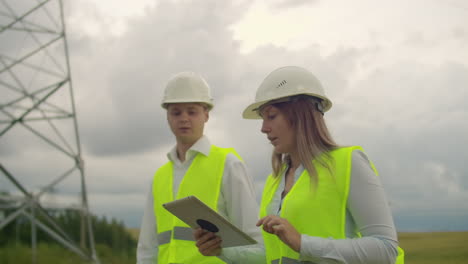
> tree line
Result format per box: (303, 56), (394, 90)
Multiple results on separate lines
(0, 192), (137, 262)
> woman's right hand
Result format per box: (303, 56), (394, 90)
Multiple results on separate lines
(194, 228), (223, 256)
(257, 215), (301, 252)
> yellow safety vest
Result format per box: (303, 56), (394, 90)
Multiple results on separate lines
(153, 145), (239, 264)
(259, 146), (404, 264)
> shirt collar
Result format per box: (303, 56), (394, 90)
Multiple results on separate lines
(167, 135), (211, 162)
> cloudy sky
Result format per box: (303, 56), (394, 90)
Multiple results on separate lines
(1, 0), (468, 232)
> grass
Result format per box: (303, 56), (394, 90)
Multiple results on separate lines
(1, 243), (93, 264)
(0, 242), (136, 264)
(3, 230), (467, 263)
(398, 231), (468, 264)
(128, 229), (468, 263)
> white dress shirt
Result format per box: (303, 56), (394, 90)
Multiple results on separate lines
(136, 136), (265, 264)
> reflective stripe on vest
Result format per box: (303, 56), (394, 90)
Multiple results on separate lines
(153, 145), (240, 264)
(156, 227), (195, 245)
(260, 146), (404, 264)
(271, 257), (306, 264)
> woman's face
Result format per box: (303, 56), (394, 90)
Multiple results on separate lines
(260, 105), (296, 154)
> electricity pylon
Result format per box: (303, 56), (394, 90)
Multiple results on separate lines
(0, 0), (99, 263)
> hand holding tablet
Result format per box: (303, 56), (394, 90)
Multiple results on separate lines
(163, 195), (257, 248)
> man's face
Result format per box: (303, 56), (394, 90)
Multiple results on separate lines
(167, 103), (209, 145)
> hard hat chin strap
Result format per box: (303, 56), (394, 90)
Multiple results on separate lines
(315, 100), (325, 115)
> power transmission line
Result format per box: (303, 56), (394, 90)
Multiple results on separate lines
(0, 0), (99, 263)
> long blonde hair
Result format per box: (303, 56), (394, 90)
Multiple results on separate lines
(268, 95), (338, 187)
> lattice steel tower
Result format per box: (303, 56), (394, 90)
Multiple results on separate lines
(0, 0), (99, 262)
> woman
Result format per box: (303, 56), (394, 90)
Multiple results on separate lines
(196, 66), (404, 263)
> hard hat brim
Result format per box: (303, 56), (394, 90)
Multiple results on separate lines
(162, 99), (214, 110)
(242, 100), (269, 119)
(242, 94), (332, 119)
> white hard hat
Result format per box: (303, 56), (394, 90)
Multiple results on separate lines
(242, 66), (332, 119)
(161, 72), (214, 109)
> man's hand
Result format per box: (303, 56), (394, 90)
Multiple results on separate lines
(194, 228), (222, 256)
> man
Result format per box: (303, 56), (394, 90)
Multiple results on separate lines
(137, 72), (263, 264)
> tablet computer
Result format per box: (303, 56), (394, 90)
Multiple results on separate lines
(163, 195), (257, 248)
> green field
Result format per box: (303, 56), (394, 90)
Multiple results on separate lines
(2, 230), (467, 263)
(129, 229), (468, 263)
(398, 231), (468, 264)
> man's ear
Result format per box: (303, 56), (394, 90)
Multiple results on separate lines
(205, 110), (209, 122)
